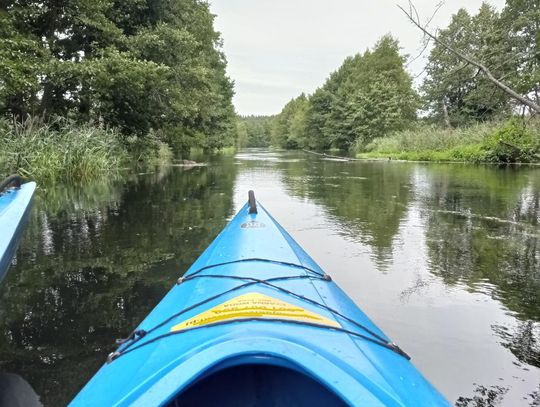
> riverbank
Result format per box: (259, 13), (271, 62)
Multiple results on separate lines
(0, 118), (173, 181)
(357, 120), (540, 163)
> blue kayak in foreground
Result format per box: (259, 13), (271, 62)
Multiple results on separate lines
(0, 176), (36, 283)
(71, 192), (450, 406)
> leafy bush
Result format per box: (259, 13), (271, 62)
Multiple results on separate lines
(124, 131), (173, 165)
(482, 119), (539, 163)
(361, 119), (539, 163)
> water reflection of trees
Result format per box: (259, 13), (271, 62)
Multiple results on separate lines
(282, 158), (540, 373)
(280, 159), (413, 265)
(493, 321), (540, 368)
(420, 165), (540, 377)
(0, 157), (237, 405)
(456, 384), (509, 407)
(421, 166), (539, 321)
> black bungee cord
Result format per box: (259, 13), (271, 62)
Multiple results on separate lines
(108, 259), (410, 363)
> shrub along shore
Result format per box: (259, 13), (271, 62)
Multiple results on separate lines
(357, 120), (540, 163)
(0, 118), (173, 182)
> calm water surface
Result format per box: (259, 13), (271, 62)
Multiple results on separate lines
(0, 150), (538, 406)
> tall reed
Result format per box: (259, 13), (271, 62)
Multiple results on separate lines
(0, 117), (128, 181)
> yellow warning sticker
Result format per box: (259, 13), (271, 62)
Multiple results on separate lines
(170, 292), (340, 332)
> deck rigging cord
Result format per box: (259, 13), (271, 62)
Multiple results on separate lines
(108, 258), (410, 362)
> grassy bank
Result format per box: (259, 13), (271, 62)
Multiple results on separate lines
(0, 118), (172, 181)
(357, 120), (540, 163)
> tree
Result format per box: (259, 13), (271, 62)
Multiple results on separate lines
(0, 11), (45, 118)
(282, 35), (417, 151)
(0, 0), (236, 153)
(303, 88), (334, 150)
(421, 5), (515, 125)
(331, 36), (418, 149)
(271, 95), (309, 149)
(500, 0), (540, 108)
(236, 116), (273, 148)
(401, 1), (540, 119)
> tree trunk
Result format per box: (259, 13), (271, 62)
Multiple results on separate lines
(441, 99), (451, 128)
(40, 82), (54, 118)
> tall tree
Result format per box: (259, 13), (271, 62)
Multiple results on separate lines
(500, 0), (540, 108)
(404, 1), (539, 120)
(271, 95), (309, 149)
(237, 115), (273, 148)
(0, 0), (236, 153)
(279, 35), (417, 151)
(421, 5), (515, 126)
(0, 10), (45, 118)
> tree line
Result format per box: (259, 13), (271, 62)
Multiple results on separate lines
(268, 1), (539, 153)
(0, 0), (236, 153)
(236, 115), (272, 148)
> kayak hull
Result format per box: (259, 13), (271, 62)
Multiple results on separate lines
(0, 181), (36, 283)
(70, 198), (450, 406)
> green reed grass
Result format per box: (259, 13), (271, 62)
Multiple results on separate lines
(358, 120), (539, 163)
(0, 117), (129, 181)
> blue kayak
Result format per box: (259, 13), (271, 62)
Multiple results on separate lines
(71, 192), (450, 406)
(0, 176), (36, 283)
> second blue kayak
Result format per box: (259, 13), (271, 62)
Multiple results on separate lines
(71, 191), (450, 406)
(0, 176), (36, 283)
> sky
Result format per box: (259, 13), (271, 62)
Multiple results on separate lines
(209, 0), (506, 116)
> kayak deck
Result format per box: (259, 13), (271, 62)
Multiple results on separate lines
(71, 195), (449, 406)
(0, 180), (36, 282)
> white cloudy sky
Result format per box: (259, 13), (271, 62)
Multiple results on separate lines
(209, 0), (505, 116)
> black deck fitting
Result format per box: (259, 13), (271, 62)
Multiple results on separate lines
(248, 190), (257, 214)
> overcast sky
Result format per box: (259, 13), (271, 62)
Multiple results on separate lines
(209, 0), (505, 116)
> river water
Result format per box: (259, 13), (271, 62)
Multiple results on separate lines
(0, 149), (538, 406)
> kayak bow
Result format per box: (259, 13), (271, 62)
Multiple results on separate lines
(71, 192), (450, 406)
(0, 176), (36, 283)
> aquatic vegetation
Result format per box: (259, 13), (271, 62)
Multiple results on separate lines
(0, 117), (128, 181)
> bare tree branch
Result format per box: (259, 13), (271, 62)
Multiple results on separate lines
(406, 1), (444, 67)
(398, 1), (540, 113)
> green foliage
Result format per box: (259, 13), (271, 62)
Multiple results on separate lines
(0, 12), (46, 118)
(500, 0), (540, 103)
(331, 36), (418, 150)
(0, 117), (128, 180)
(361, 119), (539, 163)
(365, 122), (493, 153)
(421, 3), (537, 126)
(272, 35), (417, 151)
(271, 94), (309, 149)
(0, 0), (235, 155)
(301, 89), (332, 150)
(88, 49), (171, 135)
(123, 132), (173, 164)
(483, 119), (540, 163)
(237, 116), (273, 147)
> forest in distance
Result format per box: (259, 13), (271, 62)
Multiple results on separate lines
(0, 0), (539, 183)
(239, 1), (540, 164)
